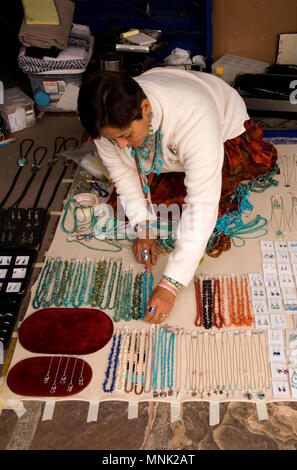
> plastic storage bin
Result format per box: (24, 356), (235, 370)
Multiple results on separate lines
(27, 36), (94, 112)
(211, 53), (269, 85)
(0, 87), (36, 132)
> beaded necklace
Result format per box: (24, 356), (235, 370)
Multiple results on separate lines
(63, 259), (78, 307)
(152, 327), (162, 397)
(103, 259), (120, 310)
(174, 328), (183, 395)
(74, 259), (92, 308)
(32, 258), (51, 309)
(194, 276), (203, 327)
(54, 259), (70, 307)
(103, 330), (122, 393)
(184, 331), (191, 392)
(160, 328), (168, 397)
(144, 327), (154, 394)
(115, 327), (128, 392)
(135, 330), (146, 395)
(125, 331), (138, 393)
(132, 128), (164, 196)
(108, 259), (123, 310)
(167, 330), (175, 397)
(190, 332), (198, 396)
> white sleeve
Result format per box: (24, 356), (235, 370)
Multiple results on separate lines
(94, 137), (152, 227)
(163, 106), (224, 287)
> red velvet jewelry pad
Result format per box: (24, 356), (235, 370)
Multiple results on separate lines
(7, 356), (92, 397)
(19, 308), (113, 355)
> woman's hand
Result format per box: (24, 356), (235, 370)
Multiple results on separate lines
(143, 286), (176, 324)
(133, 237), (157, 272)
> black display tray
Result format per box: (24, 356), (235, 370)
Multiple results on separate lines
(0, 208), (48, 248)
(0, 297), (22, 348)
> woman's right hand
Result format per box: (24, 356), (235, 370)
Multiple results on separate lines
(133, 237), (157, 272)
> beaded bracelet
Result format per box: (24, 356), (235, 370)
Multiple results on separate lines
(158, 281), (178, 297)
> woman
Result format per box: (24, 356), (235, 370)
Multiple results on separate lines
(78, 67), (277, 324)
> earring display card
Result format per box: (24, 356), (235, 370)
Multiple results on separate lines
(282, 287), (297, 300)
(0, 297), (22, 347)
(271, 363), (289, 380)
(286, 330), (297, 348)
(278, 263), (292, 274)
(268, 329), (284, 345)
(248, 273), (264, 287)
(270, 314), (286, 329)
(276, 251), (290, 263)
(0, 247), (36, 299)
(269, 345), (286, 362)
(274, 241), (289, 252)
(261, 240), (274, 251)
(288, 242), (297, 252)
(0, 208), (48, 249)
(264, 274), (279, 288)
(272, 381), (291, 398)
(267, 298), (283, 314)
(262, 250), (276, 261)
(284, 300), (297, 313)
(255, 314), (270, 329)
(252, 299), (268, 314)
(262, 263), (277, 275)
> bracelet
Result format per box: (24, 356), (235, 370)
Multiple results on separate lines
(161, 275), (183, 290)
(158, 281), (178, 297)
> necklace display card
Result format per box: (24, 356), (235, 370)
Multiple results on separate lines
(0, 208), (48, 248)
(0, 247), (37, 300)
(0, 297), (22, 347)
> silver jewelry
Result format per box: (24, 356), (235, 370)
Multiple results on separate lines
(147, 306), (157, 314)
(141, 248), (149, 262)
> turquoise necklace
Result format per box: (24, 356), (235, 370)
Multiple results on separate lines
(160, 328), (168, 397)
(167, 331), (175, 396)
(131, 128), (164, 194)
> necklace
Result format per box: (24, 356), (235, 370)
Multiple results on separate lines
(167, 329), (175, 396)
(144, 326), (154, 393)
(133, 128), (164, 196)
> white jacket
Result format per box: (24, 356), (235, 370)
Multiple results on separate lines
(94, 68), (249, 287)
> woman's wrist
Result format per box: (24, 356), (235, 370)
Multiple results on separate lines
(161, 274), (183, 291)
(158, 281), (178, 297)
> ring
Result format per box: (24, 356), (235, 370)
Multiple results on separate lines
(159, 313), (168, 319)
(141, 248), (149, 262)
(147, 306), (157, 315)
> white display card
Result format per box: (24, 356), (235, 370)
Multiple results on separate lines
(264, 274), (279, 288)
(279, 273), (294, 287)
(248, 273), (264, 287)
(251, 287), (266, 299)
(288, 241), (297, 252)
(262, 250), (276, 262)
(286, 330), (297, 349)
(274, 241), (288, 252)
(277, 263), (292, 274)
(276, 250), (290, 263)
(268, 329), (284, 345)
(267, 298), (283, 314)
(12, 268), (27, 279)
(268, 345), (286, 363)
(15, 256), (30, 266)
(262, 263), (277, 275)
(0, 269), (7, 279)
(284, 300), (297, 313)
(6, 282), (22, 293)
(252, 300), (268, 314)
(272, 381), (291, 398)
(282, 287), (297, 300)
(255, 314), (270, 329)
(270, 314), (286, 329)
(266, 287), (282, 299)
(261, 241), (274, 251)
(271, 363), (289, 380)
(0, 256), (12, 265)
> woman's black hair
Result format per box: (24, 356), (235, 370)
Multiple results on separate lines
(77, 71), (147, 139)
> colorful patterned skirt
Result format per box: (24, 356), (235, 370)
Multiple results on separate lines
(108, 120), (278, 257)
